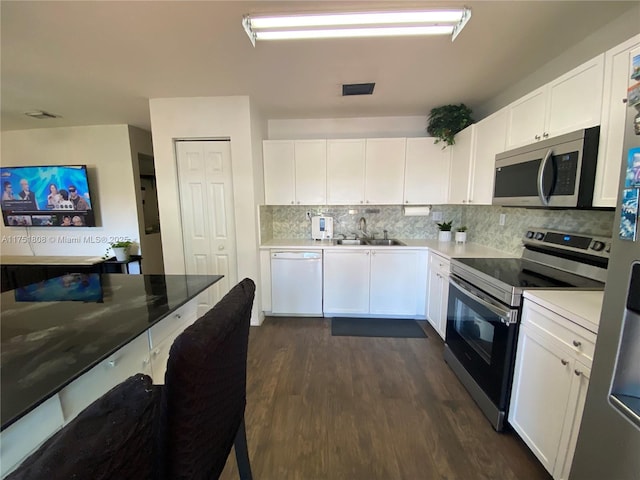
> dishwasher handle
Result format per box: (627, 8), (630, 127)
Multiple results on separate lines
(271, 251), (322, 260)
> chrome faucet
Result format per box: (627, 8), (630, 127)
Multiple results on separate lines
(359, 217), (368, 238)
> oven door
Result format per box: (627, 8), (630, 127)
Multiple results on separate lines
(446, 275), (520, 409)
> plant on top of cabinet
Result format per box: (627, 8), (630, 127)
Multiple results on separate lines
(427, 104), (474, 147)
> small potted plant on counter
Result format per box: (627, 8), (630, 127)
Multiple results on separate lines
(436, 221), (453, 242)
(104, 240), (133, 262)
(455, 226), (468, 244)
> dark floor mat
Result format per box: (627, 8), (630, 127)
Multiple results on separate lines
(331, 317), (427, 338)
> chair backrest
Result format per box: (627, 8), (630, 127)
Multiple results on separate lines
(158, 278), (255, 480)
(7, 374), (158, 480)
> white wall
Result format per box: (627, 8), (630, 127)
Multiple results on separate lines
(0, 125), (140, 256)
(477, 5), (640, 118)
(148, 96), (264, 325)
(128, 126), (164, 274)
(268, 115), (427, 139)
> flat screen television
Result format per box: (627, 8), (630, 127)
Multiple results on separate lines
(1, 165), (95, 227)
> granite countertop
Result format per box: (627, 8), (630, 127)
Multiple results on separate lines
(1, 255), (105, 266)
(523, 290), (604, 333)
(0, 273), (222, 430)
(260, 238), (517, 259)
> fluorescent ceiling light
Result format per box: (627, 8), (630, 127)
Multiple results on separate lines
(255, 26), (455, 41)
(243, 8), (471, 46)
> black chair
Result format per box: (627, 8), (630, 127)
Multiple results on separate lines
(156, 278), (256, 480)
(7, 373), (159, 480)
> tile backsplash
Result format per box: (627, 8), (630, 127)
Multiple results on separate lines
(260, 204), (615, 255)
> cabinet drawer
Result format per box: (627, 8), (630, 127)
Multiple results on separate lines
(429, 252), (450, 273)
(58, 333), (152, 423)
(522, 301), (596, 366)
(0, 395), (64, 477)
(148, 300), (197, 349)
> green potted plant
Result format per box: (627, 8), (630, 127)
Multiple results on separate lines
(455, 226), (468, 244)
(104, 240), (133, 262)
(436, 221), (453, 242)
(427, 104), (474, 147)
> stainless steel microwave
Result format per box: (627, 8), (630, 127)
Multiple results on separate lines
(493, 126), (600, 208)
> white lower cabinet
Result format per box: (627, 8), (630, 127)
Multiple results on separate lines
(509, 299), (595, 479)
(323, 249), (427, 317)
(426, 252), (450, 339)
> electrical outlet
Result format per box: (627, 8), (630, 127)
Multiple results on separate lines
(499, 213), (506, 226)
(432, 211), (443, 222)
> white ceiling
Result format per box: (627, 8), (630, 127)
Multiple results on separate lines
(1, 1), (636, 132)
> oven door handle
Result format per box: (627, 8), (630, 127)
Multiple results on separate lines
(537, 148), (553, 206)
(449, 276), (519, 325)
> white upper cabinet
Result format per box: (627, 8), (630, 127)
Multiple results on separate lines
(294, 140), (327, 205)
(404, 137), (451, 205)
(364, 138), (406, 204)
(593, 35), (640, 207)
(448, 125), (476, 205)
(263, 139), (326, 205)
(470, 108), (508, 205)
(506, 87), (547, 149)
(327, 139), (366, 205)
(263, 140), (295, 205)
(506, 54), (605, 149)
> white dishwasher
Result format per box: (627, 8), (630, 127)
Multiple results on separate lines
(271, 250), (323, 315)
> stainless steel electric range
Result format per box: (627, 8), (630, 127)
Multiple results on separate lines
(444, 227), (610, 431)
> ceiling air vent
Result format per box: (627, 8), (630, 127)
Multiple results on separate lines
(24, 110), (61, 119)
(342, 83), (375, 96)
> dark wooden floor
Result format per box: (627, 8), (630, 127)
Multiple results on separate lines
(220, 317), (551, 480)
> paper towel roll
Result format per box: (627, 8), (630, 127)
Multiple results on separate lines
(403, 206), (431, 216)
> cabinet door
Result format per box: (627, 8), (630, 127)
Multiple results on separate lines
(404, 137), (451, 204)
(448, 125), (475, 204)
(470, 109), (507, 205)
(594, 36), (640, 207)
(509, 322), (573, 475)
(294, 140), (327, 205)
(545, 54), (604, 138)
(506, 87), (547, 148)
(58, 333), (152, 423)
(555, 361), (591, 480)
(327, 139), (366, 205)
(263, 140), (295, 205)
(323, 249), (370, 314)
(364, 138), (406, 204)
(427, 266), (442, 335)
(369, 250), (420, 316)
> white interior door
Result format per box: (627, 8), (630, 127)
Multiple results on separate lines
(176, 140), (237, 317)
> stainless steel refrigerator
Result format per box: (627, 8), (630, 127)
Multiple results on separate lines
(570, 46), (640, 479)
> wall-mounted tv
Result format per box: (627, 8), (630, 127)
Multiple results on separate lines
(1, 165), (95, 227)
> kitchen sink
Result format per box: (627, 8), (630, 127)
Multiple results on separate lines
(366, 239), (406, 246)
(333, 239), (368, 245)
(333, 238), (405, 246)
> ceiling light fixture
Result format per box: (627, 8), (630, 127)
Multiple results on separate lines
(242, 8), (471, 46)
(24, 110), (61, 120)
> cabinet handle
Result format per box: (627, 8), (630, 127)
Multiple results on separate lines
(405, 200), (409, 204)
(218, 245), (225, 250)
(572, 340), (582, 347)
(297, 201), (300, 204)
(107, 359), (117, 368)
(366, 200), (370, 203)
(462, 200), (467, 204)
(574, 369), (582, 377)
(468, 199), (473, 203)
(360, 201), (363, 204)
(365, 251), (370, 255)
(152, 349), (160, 357)
(535, 134), (541, 140)
(561, 359), (569, 366)
(622, 98), (628, 104)
(372, 251), (376, 256)
(543, 132), (549, 138)
(290, 201), (294, 205)
(142, 358), (150, 366)
(175, 313), (182, 320)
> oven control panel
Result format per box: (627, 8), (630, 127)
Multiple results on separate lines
(524, 228), (611, 259)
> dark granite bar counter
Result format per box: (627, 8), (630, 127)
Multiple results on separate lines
(0, 273), (222, 430)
